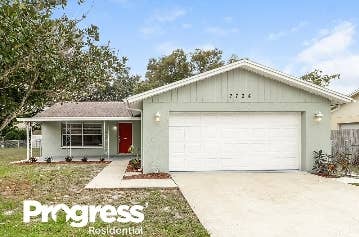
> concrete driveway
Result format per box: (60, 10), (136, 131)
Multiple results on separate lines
(172, 172), (359, 237)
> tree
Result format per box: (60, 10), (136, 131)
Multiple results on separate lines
(137, 49), (191, 93)
(0, 0), (134, 132)
(300, 69), (340, 87)
(83, 73), (140, 101)
(190, 48), (224, 74)
(227, 54), (240, 64)
(137, 48), (238, 93)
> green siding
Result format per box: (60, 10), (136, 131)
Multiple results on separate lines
(41, 120), (141, 158)
(151, 69), (323, 104)
(142, 68), (331, 173)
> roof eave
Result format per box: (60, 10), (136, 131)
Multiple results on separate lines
(17, 117), (141, 122)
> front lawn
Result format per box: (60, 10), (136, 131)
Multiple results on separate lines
(0, 148), (208, 237)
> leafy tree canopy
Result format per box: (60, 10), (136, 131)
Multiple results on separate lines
(0, 0), (137, 132)
(300, 69), (340, 87)
(137, 48), (239, 93)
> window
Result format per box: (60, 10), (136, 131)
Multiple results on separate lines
(61, 123), (103, 147)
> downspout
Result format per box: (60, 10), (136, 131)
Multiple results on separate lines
(126, 101), (143, 171)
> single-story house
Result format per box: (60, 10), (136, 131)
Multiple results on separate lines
(331, 89), (359, 130)
(18, 59), (353, 173)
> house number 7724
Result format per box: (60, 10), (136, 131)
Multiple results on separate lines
(229, 93), (251, 98)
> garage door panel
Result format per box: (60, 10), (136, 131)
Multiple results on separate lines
(169, 127), (185, 142)
(169, 112), (300, 171)
(185, 127), (201, 141)
(170, 142), (185, 153)
(202, 127), (218, 139)
(203, 143), (219, 155)
(186, 143), (201, 153)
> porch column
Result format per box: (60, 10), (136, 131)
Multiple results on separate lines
(30, 122), (33, 158)
(103, 121), (106, 156)
(69, 121), (72, 157)
(107, 122), (110, 160)
(26, 122), (30, 160)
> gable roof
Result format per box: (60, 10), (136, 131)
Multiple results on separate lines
(126, 59), (352, 105)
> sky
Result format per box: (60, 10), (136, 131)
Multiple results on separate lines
(54, 0), (359, 94)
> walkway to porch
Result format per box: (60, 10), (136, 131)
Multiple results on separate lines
(85, 159), (129, 188)
(85, 159), (177, 189)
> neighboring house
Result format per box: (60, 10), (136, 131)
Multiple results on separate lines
(18, 59), (352, 173)
(331, 89), (359, 130)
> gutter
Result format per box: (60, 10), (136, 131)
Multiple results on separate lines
(16, 117), (141, 122)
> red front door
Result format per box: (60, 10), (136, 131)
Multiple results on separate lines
(118, 123), (132, 153)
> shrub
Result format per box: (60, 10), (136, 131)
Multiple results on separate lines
(334, 152), (351, 176)
(351, 152), (359, 166)
(81, 156), (88, 162)
(129, 158), (141, 170)
(29, 157), (37, 163)
(312, 150), (337, 176)
(65, 155), (73, 162)
(4, 127), (27, 140)
(44, 156), (52, 163)
(312, 150), (329, 174)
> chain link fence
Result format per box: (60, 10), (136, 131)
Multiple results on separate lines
(0, 138), (41, 149)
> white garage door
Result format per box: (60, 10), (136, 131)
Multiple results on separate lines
(169, 112), (301, 171)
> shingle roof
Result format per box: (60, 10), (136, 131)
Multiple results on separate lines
(35, 102), (131, 117)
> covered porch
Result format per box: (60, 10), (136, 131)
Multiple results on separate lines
(17, 102), (142, 163)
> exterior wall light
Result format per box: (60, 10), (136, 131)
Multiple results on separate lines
(112, 125), (117, 130)
(155, 112), (161, 122)
(314, 112), (323, 122)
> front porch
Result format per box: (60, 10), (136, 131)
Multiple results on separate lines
(18, 118), (141, 163)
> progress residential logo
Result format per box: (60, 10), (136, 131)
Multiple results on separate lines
(23, 200), (144, 228)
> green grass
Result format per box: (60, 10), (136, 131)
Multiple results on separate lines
(0, 148), (209, 237)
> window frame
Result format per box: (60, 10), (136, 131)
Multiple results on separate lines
(61, 122), (103, 148)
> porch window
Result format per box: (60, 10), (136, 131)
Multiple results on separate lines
(61, 123), (103, 147)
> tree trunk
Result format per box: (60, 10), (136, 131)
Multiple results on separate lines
(0, 74), (38, 132)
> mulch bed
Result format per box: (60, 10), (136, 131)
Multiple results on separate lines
(123, 172), (171, 180)
(15, 161), (111, 165)
(314, 173), (341, 178)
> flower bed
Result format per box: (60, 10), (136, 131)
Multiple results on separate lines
(14, 160), (111, 165)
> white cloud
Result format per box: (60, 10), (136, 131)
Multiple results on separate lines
(298, 21), (354, 63)
(290, 21), (359, 94)
(152, 8), (186, 22)
(268, 21), (307, 41)
(205, 27), (239, 36)
(139, 25), (163, 36)
(139, 7), (186, 37)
